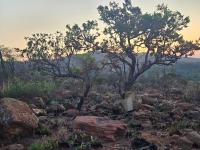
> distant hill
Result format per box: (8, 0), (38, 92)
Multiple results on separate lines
(174, 57), (200, 81)
(2, 53), (200, 81)
(141, 57), (200, 81)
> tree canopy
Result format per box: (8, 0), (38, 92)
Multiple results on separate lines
(19, 0), (200, 100)
(98, 0), (199, 96)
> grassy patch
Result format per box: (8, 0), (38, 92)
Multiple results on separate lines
(28, 140), (58, 150)
(68, 132), (102, 150)
(3, 79), (56, 98)
(35, 124), (51, 136)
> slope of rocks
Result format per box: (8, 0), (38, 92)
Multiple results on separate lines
(1, 88), (200, 150)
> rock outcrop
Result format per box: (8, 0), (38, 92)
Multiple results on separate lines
(0, 98), (39, 138)
(0, 144), (24, 150)
(73, 116), (127, 141)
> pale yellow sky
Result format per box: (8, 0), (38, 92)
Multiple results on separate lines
(0, 0), (200, 50)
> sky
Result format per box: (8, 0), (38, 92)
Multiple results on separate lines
(0, 0), (200, 50)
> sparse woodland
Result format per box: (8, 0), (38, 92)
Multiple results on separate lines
(1, 0), (200, 150)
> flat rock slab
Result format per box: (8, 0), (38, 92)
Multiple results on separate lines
(73, 116), (127, 141)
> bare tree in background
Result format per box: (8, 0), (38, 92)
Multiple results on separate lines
(0, 45), (15, 91)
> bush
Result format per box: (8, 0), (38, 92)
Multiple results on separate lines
(168, 120), (194, 136)
(28, 140), (58, 150)
(183, 81), (200, 102)
(35, 124), (51, 136)
(3, 79), (56, 98)
(68, 132), (102, 150)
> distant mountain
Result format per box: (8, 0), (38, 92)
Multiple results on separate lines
(179, 57), (200, 63)
(2, 52), (200, 81)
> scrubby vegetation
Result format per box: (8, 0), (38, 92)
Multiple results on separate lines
(1, 0), (200, 149)
(27, 140), (58, 150)
(2, 79), (56, 98)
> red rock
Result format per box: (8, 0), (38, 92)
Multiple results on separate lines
(133, 109), (152, 120)
(141, 92), (161, 98)
(185, 131), (200, 146)
(141, 131), (164, 149)
(0, 98), (39, 138)
(176, 102), (193, 111)
(139, 104), (154, 111)
(1, 144), (24, 150)
(141, 120), (152, 129)
(170, 134), (193, 150)
(143, 98), (158, 106)
(54, 90), (75, 100)
(73, 116), (127, 141)
(63, 109), (79, 117)
(177, 136), (193, 150)
(46, 104), (65, 113)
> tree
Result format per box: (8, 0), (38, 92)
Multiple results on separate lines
(20, 21), (100, 110)
(75, 53), (103, 109)
(0, 45), (15, 90)
(98, 0), (200, 97)
(0, 46), (7, 80)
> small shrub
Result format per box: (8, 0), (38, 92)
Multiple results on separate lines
(35, 124), (51, 136)
(68, 132), (102, 150)
(46, 99), (60, 105)
(28, 140), (58, 150)
(168, 120), (189, 136)
(183, 81), (200, 102)
(94, 76), (106, 84)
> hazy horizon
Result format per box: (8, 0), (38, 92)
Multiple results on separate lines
(1, 0), (200, 55)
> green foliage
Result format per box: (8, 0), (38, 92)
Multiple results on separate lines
(168, 120), (200, 135)
(20, 21), (99, 79)
(76, 53), (98, 75)
(68, 132), (102, 150)
(28, 140), (58, 150)
(47, 99), (60, 105)
(3, 79), (56, 98)
(97, 0), (199, 92)
(71, 67), (81, 74)
(168, 120), (190, 136)
(183, 81), (200, 101)
(77, 53), (96, 64)
(35, 124), (51, 136)
(94, 76), (106, 84)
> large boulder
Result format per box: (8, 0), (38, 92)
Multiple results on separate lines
(0, 98), (39, 138)
(0, 144), (24, 150)
(185, 131), (200, 146)
(63, 109), (79, 117)
(141, 96), (158, 106)
(171, 135), (193, 150)
(73, 116), (127, 141)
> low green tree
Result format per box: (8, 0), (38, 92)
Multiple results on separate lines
(20, 21), (100, 110)
(98, 0), (200, 97)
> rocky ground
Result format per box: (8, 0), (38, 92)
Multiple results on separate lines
(1, 88), (200, 150)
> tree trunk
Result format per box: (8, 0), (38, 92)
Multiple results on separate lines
(0, 51), (8, 91)
(77, 81), (91, 110)
(124, 64), (136, 94)
(0, 51), (7, 77)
